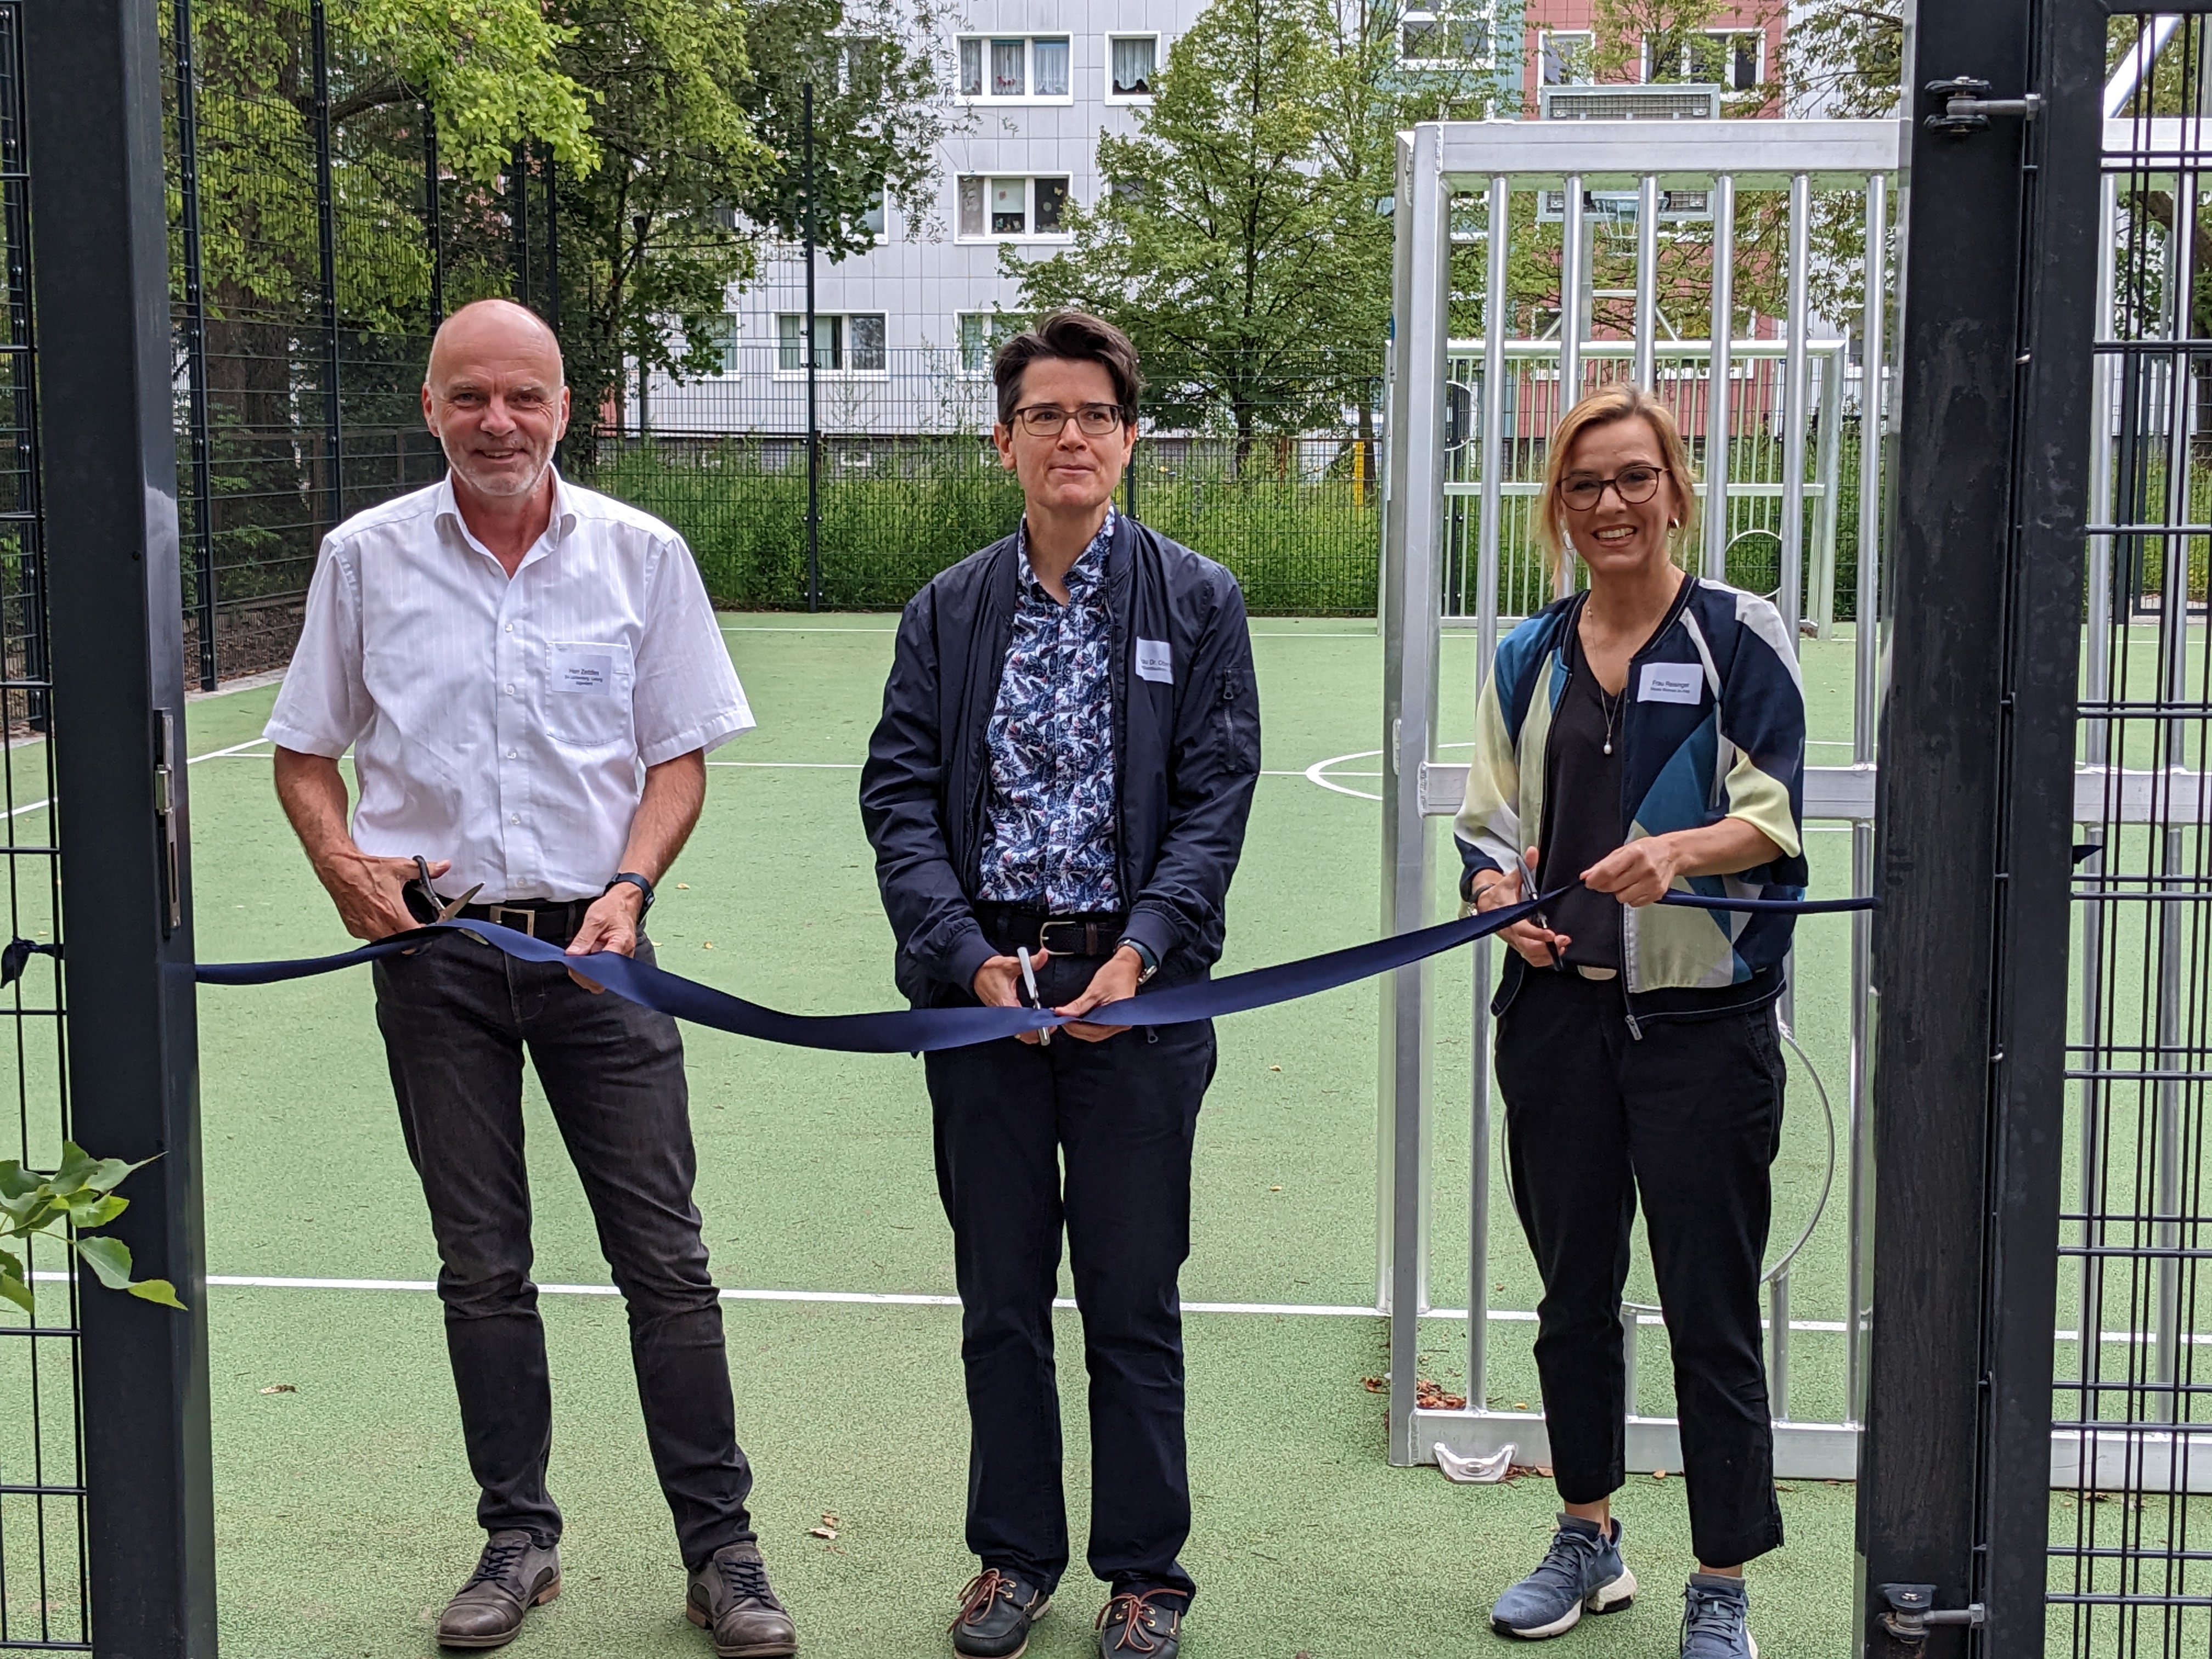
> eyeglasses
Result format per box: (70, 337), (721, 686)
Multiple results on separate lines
(1007, 403), (1127, 438)
(1559, 465), (1664, 512)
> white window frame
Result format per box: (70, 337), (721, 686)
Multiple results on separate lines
(954, 35), (1075, 104)
(953, 173), (1075, 244)
(1104, 32), (1162, 103)
(709, 313), (741, 377)
(772, 312), (890, 379)
(1643, 27), (1764, 87)
(1538, 29), (1594, 85)
(1397, 8), (1493, 69)
(859, 187), (888, 243)
(956, 311), (1020, 378)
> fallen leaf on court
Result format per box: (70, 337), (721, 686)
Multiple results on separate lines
(1505, 1464), (1554, 1481)
(259, 1384), (296, 1395)
(809, 1525), (838, 1541)
(1269, 1186), (1283, 1192)
(1361, 1376), (1387, 1392)
(1653, 1469), (1668, 1481)
(1415, 1378), (1466, 1410)
(1271, 1065), (1282, 1071)
(1775, 1483), (1794, 1493)
(1513, 1402), (1527, 1410)
(703, 941), (715, 949)
(676, 883), (690, 889)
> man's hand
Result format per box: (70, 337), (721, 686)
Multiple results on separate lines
(1472, 845), (1566, 969)
(320, 847), (445, 942)
(973, 949), (1052, 1045)
(1582, 836), (1686, 909)
(1054, 946), (1144, 1042)
(563, 882), (645, 994)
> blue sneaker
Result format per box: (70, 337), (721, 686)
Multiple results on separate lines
(1680, 1576), (1757, 1659)
(1489, 1514), (1637, 1639)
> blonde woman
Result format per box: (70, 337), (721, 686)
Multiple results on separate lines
(1458, 386), (1806, 1659)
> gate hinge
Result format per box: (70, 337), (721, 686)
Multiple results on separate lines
(1877, 1584), (1987, 1643)
(1925, 77), (2042, 134)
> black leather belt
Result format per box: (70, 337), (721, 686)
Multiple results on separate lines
(974, 905), (1128, 958)
(452, 898), (590, 945)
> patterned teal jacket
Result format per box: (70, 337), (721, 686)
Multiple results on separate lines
(1453, 577), (1808, 1000)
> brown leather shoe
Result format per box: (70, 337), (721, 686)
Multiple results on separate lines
(436, 1530), (560, 1650)
(685, 1541), (798, 1657)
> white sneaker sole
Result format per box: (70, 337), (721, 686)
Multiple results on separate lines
(1493, 1567), (1638, 1639)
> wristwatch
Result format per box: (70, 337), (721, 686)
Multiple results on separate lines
(604, 871), (656, 915)
(1116, 935), (1159, 984)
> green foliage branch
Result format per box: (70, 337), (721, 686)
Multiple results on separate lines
(1, 1143), (185, 1316)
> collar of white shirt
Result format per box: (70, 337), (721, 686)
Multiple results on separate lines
(432, 468), (580, 573)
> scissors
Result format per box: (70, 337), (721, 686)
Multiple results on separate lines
(411, 855), (482, 924)
(1017, 945), (1052, 1046)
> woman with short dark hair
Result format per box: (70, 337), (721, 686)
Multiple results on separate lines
(860, 309), (1260, 1659)
(1459, 385), (1805, 1659)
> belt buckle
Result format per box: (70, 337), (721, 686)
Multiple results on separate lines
(488, 905), (537, 938)
(1044, 914), (1097, 956)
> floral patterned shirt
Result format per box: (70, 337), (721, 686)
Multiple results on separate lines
(977, 510), (1121, 910)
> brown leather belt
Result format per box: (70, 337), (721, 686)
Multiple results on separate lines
(974, 905), (1129, 958)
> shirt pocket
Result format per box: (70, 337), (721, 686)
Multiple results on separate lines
(543, 639), (636, 749)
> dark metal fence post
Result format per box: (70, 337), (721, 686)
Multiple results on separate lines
(425, 100), (443, 328)
(24, 3), (216, 1654)
(173, 0), (216, 691)
(511, 141), (532, 312)
(2, 5), (44, 734)
(803, 80), (820, 613)
(310, 0), (342, 523)
(544, 150), (558, 340)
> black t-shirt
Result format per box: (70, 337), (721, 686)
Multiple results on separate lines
(1536, 618), (1629, 969)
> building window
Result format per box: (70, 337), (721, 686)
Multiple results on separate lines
(831, 36), (883, 99)
(861, 189), (887, 240)
(776, 313), (887, 374)
(1648, 29), (1762, 88)
(709, 314), (740, 376)
(1108, 34), (1159, 100)
(956, 175), (1073, 240)
(1539, 30), (1593, 84)
(958, 311), (1026, 375)
(1400, 9), (1488, 65)
(957, 35), (1073, 101)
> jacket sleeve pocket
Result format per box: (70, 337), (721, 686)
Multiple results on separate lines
(1214, 663), (1260, 772)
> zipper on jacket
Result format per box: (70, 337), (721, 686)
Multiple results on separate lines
(1624, 1008), (1644, 1042)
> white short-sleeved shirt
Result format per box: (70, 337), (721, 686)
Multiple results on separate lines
(265, 472), (752, 902)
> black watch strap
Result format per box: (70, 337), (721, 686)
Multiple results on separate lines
(605, 871), (656, 913)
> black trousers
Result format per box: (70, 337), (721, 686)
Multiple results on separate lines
(1494, 968), (1786, 1570)
(922, 950), (1217, 1604)
(372, 931), (754, 1570)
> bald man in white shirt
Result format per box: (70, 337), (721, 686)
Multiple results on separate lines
(266, 299), (797, 1658)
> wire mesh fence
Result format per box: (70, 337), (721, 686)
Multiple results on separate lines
(0, 3), (83, 1648)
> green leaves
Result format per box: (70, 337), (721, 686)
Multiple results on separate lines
(0, 1143), (187, 1313)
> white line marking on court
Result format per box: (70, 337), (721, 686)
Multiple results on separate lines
(3, 734), (275, 820)
(706, 761), (863, 769)
(33, 1270), (2194, 1345)
(1304, 749), (1384, 801)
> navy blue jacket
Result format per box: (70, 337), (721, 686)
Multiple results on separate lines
(860, 514), (1261, 1006)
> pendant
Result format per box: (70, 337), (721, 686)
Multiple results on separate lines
(1603, 740), (1613, 755)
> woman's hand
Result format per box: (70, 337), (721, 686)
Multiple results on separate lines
(1473, 845), (1566, 968)
(1581, 837), (1685, 909)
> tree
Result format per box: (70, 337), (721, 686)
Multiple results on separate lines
(1011, 0), (1500, 455)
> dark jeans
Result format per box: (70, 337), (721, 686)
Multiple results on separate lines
(372, 930), (754, 1570)
(922, 950), (1217, 1604)
(1494, 968), (1787, 1570)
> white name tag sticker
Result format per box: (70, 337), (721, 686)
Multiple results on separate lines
(1637, 662), (1704, 705)
(1135, 637), (1173, 684)
(555, 653), (613, 695)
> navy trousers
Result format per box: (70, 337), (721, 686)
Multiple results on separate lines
(923, 949), (1216, 1604)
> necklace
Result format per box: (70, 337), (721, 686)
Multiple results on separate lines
(1598, 682), (1623, 755)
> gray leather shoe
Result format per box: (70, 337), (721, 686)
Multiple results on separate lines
(685, 1541), (798, 1657)
(436, 1530), (560, 1650)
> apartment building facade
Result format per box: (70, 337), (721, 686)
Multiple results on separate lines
(636, 1), (1786, 437)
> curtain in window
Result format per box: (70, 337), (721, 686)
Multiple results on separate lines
(959, 38), (982, 96)
(1111, 35), (1154, 95)
(959, 314), (987, 373)
(1031, 37), (1069, 95)
(991, 177), (1026, 235)
(991, 38), (1024, 96)
(958, 176), (984, 238)
(777, 314), (803, 373)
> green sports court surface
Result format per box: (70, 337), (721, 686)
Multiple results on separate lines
(167, 616), (1869, 1658)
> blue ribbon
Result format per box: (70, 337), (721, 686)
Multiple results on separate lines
(190, 885), (1874, 1056)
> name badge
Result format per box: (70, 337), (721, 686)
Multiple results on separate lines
(1637, 662), (1703, 705)
(1135, 637), (1173, 684)
(555, 652), (613, 695)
